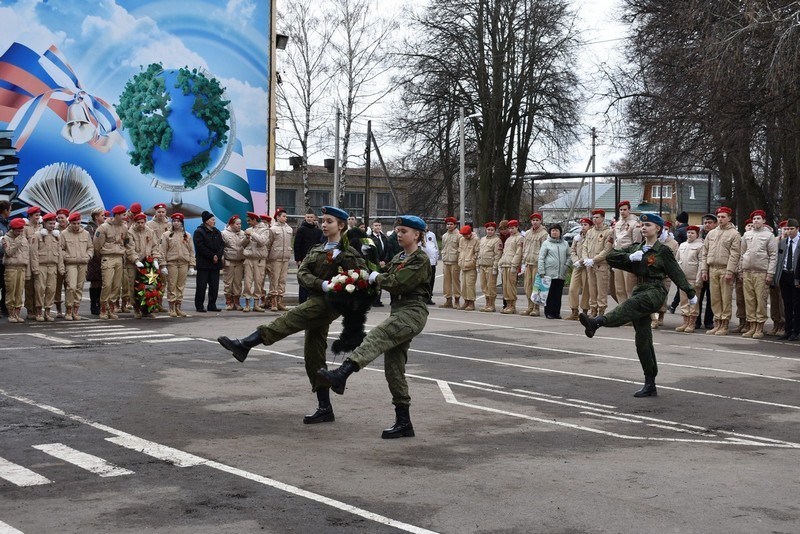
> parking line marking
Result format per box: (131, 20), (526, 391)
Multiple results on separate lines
(579, 412), (642, 423)
(0, 519), (24, 533)
(32, 443), (134, 477)
(106, 436), (207, 467)
(1, 391), (439, 534)
(0, 456), (51, 487)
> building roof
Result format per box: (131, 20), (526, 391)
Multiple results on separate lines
(539, 182), (645, 212)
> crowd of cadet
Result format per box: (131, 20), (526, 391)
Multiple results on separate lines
(0, 201), (299, 322)
(434, 203), (800, 341)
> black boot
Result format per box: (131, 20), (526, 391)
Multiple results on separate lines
(381, 405), (415, 439)
(579, 312), (604, 338)
(89, 287), (101, 315)
(633, 375), (657, 397)
(317, 359), (359, 395)
(217, 330), (263, 362)
(303, 388), (335, 424)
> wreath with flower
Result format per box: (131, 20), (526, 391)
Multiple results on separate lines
(134, 256), (164, 313)
(325, 267), (377, 354)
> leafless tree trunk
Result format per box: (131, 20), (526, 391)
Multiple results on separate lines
(276, 0), (335, 209)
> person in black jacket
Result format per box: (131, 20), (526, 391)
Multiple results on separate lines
(668, 211), (690, 313)
(293, 209), (323, 303)
(193, 211), (225, 312)
(370, 219), (389, 306)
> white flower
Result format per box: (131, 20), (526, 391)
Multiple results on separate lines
(345, 284), (356, 293)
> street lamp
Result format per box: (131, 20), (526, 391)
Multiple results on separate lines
(459, 107), (482, 225)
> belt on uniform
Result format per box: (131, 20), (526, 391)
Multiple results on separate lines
(391, 294), (428, 304)
(636, 277), (664, 285)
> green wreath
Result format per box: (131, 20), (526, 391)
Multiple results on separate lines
(134, 256), (164, 313)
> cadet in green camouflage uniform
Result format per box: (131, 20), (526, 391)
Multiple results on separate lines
(217, 206), (366, 424)
(318, 215), (432, 439)
(580, 213), (697, 398)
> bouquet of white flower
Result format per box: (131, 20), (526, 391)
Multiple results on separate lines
(324, 267), (377, 354)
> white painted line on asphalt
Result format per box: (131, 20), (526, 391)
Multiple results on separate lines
(579, 412), (642, 423)
(53, 327), (128, 333)
(568, 399), (617, 409)
(646, 424), (716, 437)
(86, 334), (173, 341)
(424, 331), (800, 383)
(32, 443), (134, 477)
(435, 381), (800, 448)
(0, 346), (37, 351)
(0, 519), (25, 533)
(145, 337), (195, 343)
(83, 330), (157, 336)
(428, 315), (798, 361)
(0, 391), (441, 534)
(464, 380), (504, 388)
(0, 456), (51, 486)
(105, 436), (207, 467)
(24, 333), (74, 345)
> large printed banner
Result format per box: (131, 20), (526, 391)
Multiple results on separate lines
(0, 0), (269, 228)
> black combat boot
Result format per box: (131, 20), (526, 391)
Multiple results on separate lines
(579, 312), (605, 338)
(317, 359), (359, 395)
(381, 404), (415, 439)
(217, 330), (263, 362)
(633, 375), (657, 397)
(303, 388), (335, 424)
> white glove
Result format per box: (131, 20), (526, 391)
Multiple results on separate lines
(52, 229), (60, 238)
(161, 267), (168, 275)
(331, 249), (341, 259)
(574, 235), (582, 243)
(659, 229), (669, 242)
(573, 261), (582, 268)
(361, 244), (372, 256)
(321, 281), (331, 292)
(39, 228), (48, 236)
(154, 260), (159, 270)
(135, 260), (144, 268)
(188, 267), (196, 275)
(629, 250), (644, 262)
(584, 258), (594, 268)
(689, 295), (698, 305)
(368, 271), (379, 284)
(543, 275), (552, 283)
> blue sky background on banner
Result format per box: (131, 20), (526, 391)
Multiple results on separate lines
(0, 0), (269, 229)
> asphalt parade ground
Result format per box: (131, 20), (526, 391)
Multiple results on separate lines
(0, 273), (798, 533)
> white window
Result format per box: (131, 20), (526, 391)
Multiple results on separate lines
(651, 185), (673, 198)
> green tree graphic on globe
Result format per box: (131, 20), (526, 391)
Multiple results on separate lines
(116, 63), (232, 191)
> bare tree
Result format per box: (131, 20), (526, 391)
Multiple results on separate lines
(329, 0), (399, 209)
(276, 0), (336, 209)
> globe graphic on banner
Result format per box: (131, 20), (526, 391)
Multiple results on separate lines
(117, 65), (234, 192)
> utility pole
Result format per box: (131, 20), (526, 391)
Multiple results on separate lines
(333, 109), (340, 207)
(590, 127), (596, 208)
(365, 120), (371, 222)
(459, 106), (466, 226)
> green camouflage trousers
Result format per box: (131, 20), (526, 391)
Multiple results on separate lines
(257, 295), (339, 391)
(603, 283), (666, 377)
(348, 301), (429, 406)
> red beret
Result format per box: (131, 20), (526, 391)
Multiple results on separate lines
(744, 218), (752, 225)
(129, 203), (142, 214)
(9, 218), (25, 229)
(227, 215), (240, 225)
(664, 220), (672, 228)
(42, 213), (56, 222)
(68, 212), (81, 222)
(459, 225), (472, 235)
(618, 200), (631, 208)
(686, 225), (700, 233)
(246, 211), (259, 219)
(260, 214), (272, 222)
(56, 208), (70, 216)
(750, 209), (766, 219)
(133, 213), (147, 221)
(170, 212), (185, 221)
(591, 209), (605, 216)
(529, 212), (542, 221)
(507, 220), (519, 227)
(111, 205), (126, 215)
(26, 206), (41, 215)
(274, 207), (286, 217)
(580, 217), (592, 225)
(444, 216), (457, 224)
(153, 203), (167, 211)
(484, 222), (497, 228)
(779, 220), (788, 228)
(716, 206), (732, 215)
(103, 210), (111, 217)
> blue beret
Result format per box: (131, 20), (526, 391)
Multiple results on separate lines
(320, 205), (349, 221)
(395, 215), (426, 231)
(640, 212), (665, 227)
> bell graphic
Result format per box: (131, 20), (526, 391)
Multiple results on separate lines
(61, 93), (97, 144)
